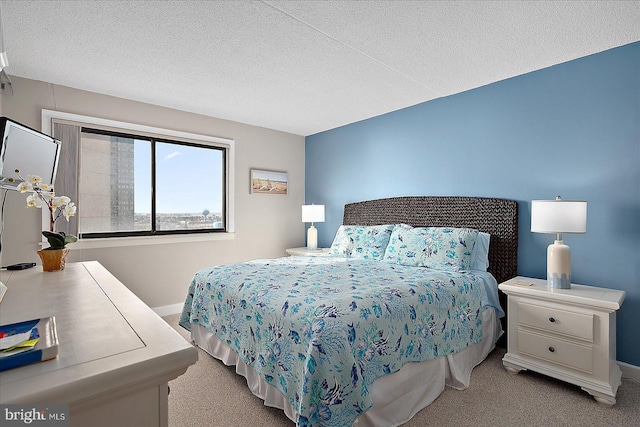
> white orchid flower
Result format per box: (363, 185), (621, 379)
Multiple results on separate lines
(19, 170), (77, 241)
(51, 196), (71, 210)
(17, 181), (33, 193)
(26, 193), (43, 208)
(63, 202), (77, 220)
(26, 175), (43, 184)
(39, 191), (54, 202)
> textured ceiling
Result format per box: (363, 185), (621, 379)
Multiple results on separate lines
(2, 1), (639, 136)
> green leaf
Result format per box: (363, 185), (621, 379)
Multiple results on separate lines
(64, 233), (78, 245)
(42, 230), (77, 249)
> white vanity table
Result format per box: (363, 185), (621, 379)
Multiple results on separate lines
(0, 261), (198, 426)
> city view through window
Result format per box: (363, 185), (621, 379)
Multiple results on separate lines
(79, 131), (224, 235)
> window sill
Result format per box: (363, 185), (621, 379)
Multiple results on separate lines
(70, 232), (235, 249)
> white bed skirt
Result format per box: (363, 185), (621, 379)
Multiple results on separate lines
(191, 308), (502, 427)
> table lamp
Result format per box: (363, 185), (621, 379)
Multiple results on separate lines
(302, 204), (325, 250)
(531, 196), (587, 289)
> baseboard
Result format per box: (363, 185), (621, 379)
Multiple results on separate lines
(619, 361), (640, 383)
(153, 303), (183, 317)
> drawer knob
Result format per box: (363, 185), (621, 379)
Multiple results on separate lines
(548, 346), (555, 353)
(549, 317), (556, 323)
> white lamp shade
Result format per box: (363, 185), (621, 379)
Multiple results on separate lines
(531, 199), (587, 234)
(302, 205), (325, 223)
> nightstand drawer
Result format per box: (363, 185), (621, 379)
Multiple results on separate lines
(518, 329), (593, 373)
(518, 301), (593, 342)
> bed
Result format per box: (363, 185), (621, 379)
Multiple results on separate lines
(180, 196), (518, 427)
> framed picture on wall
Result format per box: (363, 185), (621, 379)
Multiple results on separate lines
(250, 169), (288, 195)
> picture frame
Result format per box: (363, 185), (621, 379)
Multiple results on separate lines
(250, 169), (288, 195)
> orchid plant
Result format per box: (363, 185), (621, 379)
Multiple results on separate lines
(14, 169), (78, 250)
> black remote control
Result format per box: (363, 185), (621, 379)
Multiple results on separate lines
(6, 262), (37, 270)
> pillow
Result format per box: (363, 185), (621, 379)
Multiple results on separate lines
(383, 226), (479, 271)
(470, 232), (491, 271)
(329, 224), (395, 260)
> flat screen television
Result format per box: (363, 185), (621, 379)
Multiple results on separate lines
(0, 117), (61, 191)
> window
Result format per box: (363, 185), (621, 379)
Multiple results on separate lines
(42, 110), (235, 243)
(78, 128), (226, 238)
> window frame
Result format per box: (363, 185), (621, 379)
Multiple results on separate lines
(41, 110), (235, 248)
(78, 127), (227, 238)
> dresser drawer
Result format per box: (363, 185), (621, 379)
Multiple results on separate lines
(518, 301), (593, 342)
(517, 329), (593, 373)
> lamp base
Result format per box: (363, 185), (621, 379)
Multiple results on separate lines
(547, 240), (571, 289)
(307, 225), (318, 250)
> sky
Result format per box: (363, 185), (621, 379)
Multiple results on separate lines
(252, 170), (287, 183)
(134, 140), (223, 214)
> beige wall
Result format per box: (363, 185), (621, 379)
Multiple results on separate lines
(1, 76), (306, 309)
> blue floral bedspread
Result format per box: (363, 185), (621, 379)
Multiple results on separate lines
(180, 256), (486, 427)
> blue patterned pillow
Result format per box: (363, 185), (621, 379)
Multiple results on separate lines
(329, 224), (395, 260)
(383, 226), (479, 271)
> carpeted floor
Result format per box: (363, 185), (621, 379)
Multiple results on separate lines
(164, 314), (640, 426)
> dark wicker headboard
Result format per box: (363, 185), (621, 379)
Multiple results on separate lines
(343, 196), (518, 284)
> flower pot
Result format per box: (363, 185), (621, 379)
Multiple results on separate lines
(37, 248), (71, 272)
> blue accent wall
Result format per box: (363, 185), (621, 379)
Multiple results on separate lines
(305, 42), (640, 366)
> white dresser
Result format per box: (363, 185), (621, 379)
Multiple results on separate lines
(0, 261), (198, 426)
(499, 276), (625, 406)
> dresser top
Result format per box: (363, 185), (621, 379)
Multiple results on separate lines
(0, 261), (197, 404)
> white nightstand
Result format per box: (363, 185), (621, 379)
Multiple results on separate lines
(286, 247), (330, 256)
(499, 276), (625, 406)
